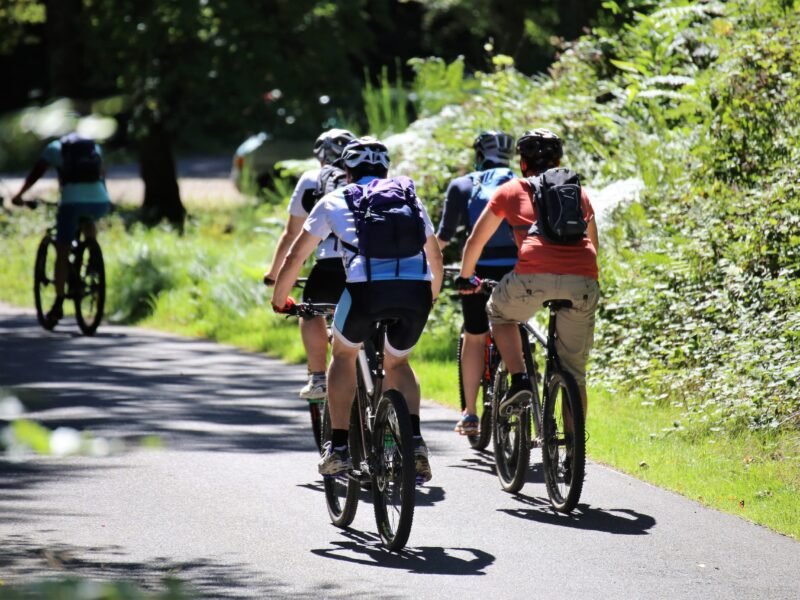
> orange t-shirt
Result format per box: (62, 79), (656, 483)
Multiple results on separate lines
(488, 178), (598, 280)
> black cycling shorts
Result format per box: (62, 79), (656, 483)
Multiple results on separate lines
(302, 258), (346, 309)
(462, 264), (515, 334)
(333, 280), (433, 356)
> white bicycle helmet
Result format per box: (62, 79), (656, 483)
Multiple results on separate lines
(473, 130), (515, 168)
(340, 136), (390, 169)
(313, 128), (356, 164)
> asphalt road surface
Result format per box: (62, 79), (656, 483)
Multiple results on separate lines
(1, 304), (798, 599)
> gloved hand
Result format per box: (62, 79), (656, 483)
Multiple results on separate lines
(271, 296), (296, 314)
(263, 273), (276, 286)
(454, 275), (482, 294)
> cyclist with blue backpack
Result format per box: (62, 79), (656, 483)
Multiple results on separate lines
(457, 128), (600, 418)
(437, 130), (517, 435)
(10, 133), (111, 329)
(270, 136), (444, 482)
(263, 129), (355, 401)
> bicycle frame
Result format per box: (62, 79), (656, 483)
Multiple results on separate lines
(351, 323), (388, 479)
(518, 308), (565, 447)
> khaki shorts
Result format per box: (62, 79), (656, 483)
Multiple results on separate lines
(486, 272), (600, 387)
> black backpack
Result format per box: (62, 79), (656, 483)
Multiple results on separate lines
(342, 176), (428, 280)
(301, 164), (348, 213)
(527, 168), (588, 244)
(59, 134), (102, 185)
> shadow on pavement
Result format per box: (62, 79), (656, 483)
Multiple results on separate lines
(311, 529), (495, 575)
(0, 537), (292, 599)
(499, 493), (657, 535)
(0, 312), (312, 456)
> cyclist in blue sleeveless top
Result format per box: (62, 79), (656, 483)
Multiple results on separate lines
(11, 133), (111, 328)
(271, 137), (444, 482)
(437, 131), (517, 435)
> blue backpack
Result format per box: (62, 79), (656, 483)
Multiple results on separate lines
(468, 167), (517, 262)
(342, 176), (428, 280)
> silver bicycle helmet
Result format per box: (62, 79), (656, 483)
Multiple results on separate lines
(313, 128), (356, 164)
(340, 136), (390, 170)
(515, 128), (563, 164)
(473, 130), (515, 168)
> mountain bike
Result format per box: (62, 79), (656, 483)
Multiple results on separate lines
(289, 302), (417, 551)
(483, 280), (586, 513)
(444, 266), (497, 450)
(1, 196), (105, 335)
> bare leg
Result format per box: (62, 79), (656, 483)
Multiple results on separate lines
(460, 332), (486, 414)
(491, 322), (525, 375)
(326, 336), (359, 430)
(54, 242), (70, 299)
(384, 352), (420, 416)
(300, 315), (329, 373)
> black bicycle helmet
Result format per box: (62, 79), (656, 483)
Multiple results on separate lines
(515, 128), (563, 168)
(473, 130), (514, 169)
(340, 136), (390, 170)
(313, 128), (356, 164)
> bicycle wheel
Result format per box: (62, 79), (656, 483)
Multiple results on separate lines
(308, 399), (324, 453)
(73, 238), (105, 335)
(33, 234), (58, 330)
(458, 330), (492, 451)
(322, 398), (360, 527)
(491, 362), (530, 493)
(372, 389), (416, 551)
(541, 371), (586, 513)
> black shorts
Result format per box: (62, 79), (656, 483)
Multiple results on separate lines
(302, 258), (346, 309)
(462, 264), (515, 334)
(333, 280), (433, 356)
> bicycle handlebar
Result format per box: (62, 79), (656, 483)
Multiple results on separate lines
(286, 302), (336, 319)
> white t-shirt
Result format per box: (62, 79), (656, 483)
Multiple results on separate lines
(287, 168), (340, 259)
(304, 176), (435, 283)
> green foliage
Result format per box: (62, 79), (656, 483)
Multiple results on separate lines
(408, 56), (474, 117)
(392, 0), (800, 435)
(362, 62), (409, 137)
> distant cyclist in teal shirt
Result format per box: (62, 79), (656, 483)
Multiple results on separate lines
(12, 133), (111, 327)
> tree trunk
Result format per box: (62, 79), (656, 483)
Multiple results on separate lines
(139, 122), (186, 229)
(44, 0), (85, 98)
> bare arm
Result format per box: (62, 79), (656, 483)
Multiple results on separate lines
(425, 235), (444, 301)
(11, 159), (48, 205)
(264, 214), (306, 283)
(271, 229), (322, 308)
(459, 207), (504, 279)
(587, 218), (599, 253)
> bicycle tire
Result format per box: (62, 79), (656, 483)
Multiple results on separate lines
(491, 362), (530, 493)
(458, 330), (492, 451)
(73, 238), (105, 335)
(33, 234), (57, 330)
(541, 370), (586, 513)
(372, 389), (416, 551)
(309, 400), (324, 453)
(322, 398), (360, 527)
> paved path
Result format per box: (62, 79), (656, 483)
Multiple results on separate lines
(1, 305), (798, 599)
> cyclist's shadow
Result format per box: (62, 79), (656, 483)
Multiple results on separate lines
(311, 530), (495, 575)
(499, 493), (656, 535)
(297, 480), (446, 507)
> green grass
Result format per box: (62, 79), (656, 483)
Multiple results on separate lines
(588, 387), (800, 539)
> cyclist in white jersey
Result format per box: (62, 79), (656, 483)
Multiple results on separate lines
(264, 129), (355, 399)
(271, 137), (444, 482)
